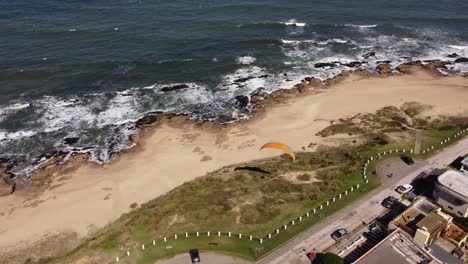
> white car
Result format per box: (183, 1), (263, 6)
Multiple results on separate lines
(396, 184), (413, 194)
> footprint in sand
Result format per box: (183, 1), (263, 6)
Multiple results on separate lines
(200, 156), (212, 162)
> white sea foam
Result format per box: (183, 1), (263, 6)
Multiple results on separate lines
(283, 19), (306, 27)
(449, 45), (467, 50)
(344, 24), (377, 28)
(237, 56), (256, 65)
(0, 130), (37, 141)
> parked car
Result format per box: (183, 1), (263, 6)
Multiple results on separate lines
(396, 184), (413, 194)
(400, 155), (415, 165)
(381, 196), (398, 208)
(189, 249), (200, 264)
(331, 228), (348, 241)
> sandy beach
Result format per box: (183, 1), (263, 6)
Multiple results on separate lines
(1, 69), (467, 261)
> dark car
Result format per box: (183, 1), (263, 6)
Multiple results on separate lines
(189, 249), (200, 264)
(331, 228), (348, 241)
(381, 196), (398, 209)
(400, 155), (415, 165)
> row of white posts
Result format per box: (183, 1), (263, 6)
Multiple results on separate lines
(116, 128), (468, 262)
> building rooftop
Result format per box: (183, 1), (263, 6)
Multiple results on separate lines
(356, 229), (434, 264)
(416, 212), (448, 233)
(437, 170), (468, 198)
(413, 198), (439, 215)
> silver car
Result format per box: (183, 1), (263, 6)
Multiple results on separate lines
(331, 228), (348, 241)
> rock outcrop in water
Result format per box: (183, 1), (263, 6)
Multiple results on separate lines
(160, 84), (190, 92)
(314, 62), (336, 68)
(454, 57), (468, 63)
(377, 64), (392, 75)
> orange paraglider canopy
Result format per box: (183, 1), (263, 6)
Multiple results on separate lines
(260, 142), (296, 161)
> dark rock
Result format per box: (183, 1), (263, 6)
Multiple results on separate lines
(160, 84), (190, 92)
(234, 95), (250, 109)
(64, 137), (79, 145)
(283, 73), (288, 76)
(286, 79), (292, 82)
(250, 87), (266, 96)
(377, 64), (392, 74)
(362, 52), (376, 59)
(234, 77), (254, 83)
(454, 57), (468, 63)
(447, 53), (459, 58)
(259, 74), (270, 78)
(345, 61), (365, 67)
(376, 60), (392, 64)
(314, 62), (336, 68)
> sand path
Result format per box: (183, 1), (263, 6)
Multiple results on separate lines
(0, 70), (467, 257)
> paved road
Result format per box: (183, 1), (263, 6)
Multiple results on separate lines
(257, 138), (468, 264)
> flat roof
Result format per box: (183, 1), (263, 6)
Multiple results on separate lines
(412, 198), (439, 215)
(356, 229), (433, 264)
(437, 170), (468, 198)
(416, 212), (447, 233)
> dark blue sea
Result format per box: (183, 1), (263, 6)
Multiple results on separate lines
(1, 0), (468, 175)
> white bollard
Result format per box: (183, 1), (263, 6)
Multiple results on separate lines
(260, 239), (263, 244)
(207, 231), (210, 237)
(306, 212), (310, 217)
(186, 232), (188, 238)
(284, 225), (287, 229)
(339, 194), (342, 199)
(320, 205), (323, 210)
(313, 208), (316, 214)
(276, 229), (280, 234)
(441, 141), (443, 145)
(366, 179), (369, 184)
(174, 234), (178, 239)
(431, 146), (434, 149)
(142, 244), (145, 250)
(153, 240), (156, 246)
(239, 233), (242, 238)
(345, 190), (348, 195)
(410, 149), (413, 153)
(423, 150), (426, 154)
(196, 232), (199, 237)
(218, 231), (221, 236)
(326, 201), (329, 206)
(333, 197), (336, 202)
(127, 251), (130, 256)
(228, 232), (231, 237)
(351, 187), (354, 192)
(389, 150), (392, 154)
(383, 151), (386, 155)
(356, 184), (360, 189)
(268, 234), (272, 239)
(370, 157), (373, 161)
(292, 220), (295, 225)
(116, 257), (119, 262)
(396, 149), (398, 152)
(403, 149), (406, 152)
(164, 237), (167, 242)
(250, 236), (252, 241)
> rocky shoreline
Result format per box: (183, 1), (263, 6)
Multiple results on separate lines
(1, 58), (467, 197)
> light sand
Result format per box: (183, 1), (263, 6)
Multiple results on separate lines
(0, 70), (467, 257)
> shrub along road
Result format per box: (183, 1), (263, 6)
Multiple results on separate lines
(258, 138), (468, 264)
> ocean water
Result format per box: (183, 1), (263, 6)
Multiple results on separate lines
(1, 0), (468, 176)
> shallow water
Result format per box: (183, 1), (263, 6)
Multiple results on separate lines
(1, 0), (467, 175)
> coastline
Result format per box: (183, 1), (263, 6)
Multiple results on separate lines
(1, 66), (468, 262)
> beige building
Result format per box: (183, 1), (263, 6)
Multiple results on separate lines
(433, 170), (468, 217)
(391, 197), (467, 261)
